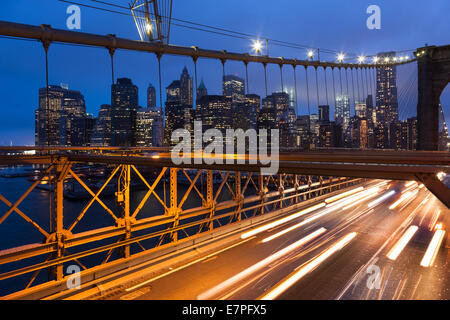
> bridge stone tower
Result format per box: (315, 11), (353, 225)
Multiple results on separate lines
(416, 45), (450, 150)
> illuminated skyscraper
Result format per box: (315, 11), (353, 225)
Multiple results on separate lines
(376, 52), (399, 149)
(35, 84), (87, 146)
(111, 78), (139, 146)
(180, 66), (193, 106)
(223, 75), (245, 105)
(91, 104), (112, 146)
(147, 83), (157, 109)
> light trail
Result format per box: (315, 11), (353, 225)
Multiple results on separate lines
(389, 190), (418, 210)
(420, 229), (446, 267)
(240, 203), (325, 239)
(386, 225), (418, 261)
(197, 228), (327, 300)
(124, 236), (256, 292)
(405, 181), (417, 187)
(429, 210), (441, 231)
(260, 232), (357, 300)
(341, 187), (380, 210)
(324, 187), (364, 204)
(368, 190), (396, 208)
(261, 184), (381, 242)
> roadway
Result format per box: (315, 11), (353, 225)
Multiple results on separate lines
(94, 180), (449, 300)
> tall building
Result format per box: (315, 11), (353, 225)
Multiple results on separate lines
(376, 52), (399, 149)
(351, 117), (368, 149)
(196, 79), (208, 100)
(136, 107), (164, 147)
(335, 95), (351, 145)
(166, 80), (181, 102)
(295, 115), (310, 149)
(335, 95), (351, 129)
(223, 75), (245, 105)
(318, 122), (337, 148)
(147, 83), (157, 109)
(318, 105), (330, 123)
(407, 116), (418, 150)
(111, 78), (138, 146)
(164, 68), (195, 145)
(197, 95), (233, 134)
(164, 102), (194, 146)
(35, 85), (87, 146)
(91, 104), (112, 146)
(355, 101), (367, 118)
(180, 66), (193, 106)
(389, 121), (408, 150)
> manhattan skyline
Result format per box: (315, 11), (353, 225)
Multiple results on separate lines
(0, 0), (449, 145)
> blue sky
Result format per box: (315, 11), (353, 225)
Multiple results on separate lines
(0, 0), (449, 145)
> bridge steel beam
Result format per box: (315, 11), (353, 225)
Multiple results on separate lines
(0, 20), (415, 70)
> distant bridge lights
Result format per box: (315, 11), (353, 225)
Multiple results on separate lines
(358, 55), (366, 64)
(373, 56), (379, 63)
(337, 53), (345, 62)
(307, 50), (314, 60)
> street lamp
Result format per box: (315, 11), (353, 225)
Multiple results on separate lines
(252, 40), (263, 55)
(337, 53), (345, 62)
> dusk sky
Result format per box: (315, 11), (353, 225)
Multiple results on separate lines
(0, 0), (449, 145)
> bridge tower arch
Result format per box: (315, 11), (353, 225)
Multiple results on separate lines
(416, 45), (450, 150)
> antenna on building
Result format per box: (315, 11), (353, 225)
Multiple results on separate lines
(130, 0), (173, 44)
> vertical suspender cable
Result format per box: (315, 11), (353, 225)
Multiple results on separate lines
(315, 67), (320, 107)
(356, 67), (361, 103)
(365, 67), (370, 101)
(157, 54), (163, 109)
(280, 64), (284, 93)
(293, 65), (298, 117)
(345, 67), (350, 107)
(264, 63), (268, 97)
(305, 66), (311, 144)
(351, 67), (356, 109)
(360, 68), (366, 101)
(332, 67), (337, 121)
(193, 57), (198, 106)
(245, 62), (249, 94)
(323, 67), (329, 107)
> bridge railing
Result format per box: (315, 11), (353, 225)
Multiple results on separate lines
(0, 152), (361, 297)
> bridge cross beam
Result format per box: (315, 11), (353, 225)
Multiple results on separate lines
(416, 173), (450, 208)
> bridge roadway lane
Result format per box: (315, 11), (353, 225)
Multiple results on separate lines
(103, 180), (449, 300)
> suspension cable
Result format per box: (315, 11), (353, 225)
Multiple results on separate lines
(315, 67), (320, 107)
(323, 67), (329, 106)
(293, 65), (298, 117)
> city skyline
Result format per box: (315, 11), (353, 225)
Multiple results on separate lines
(35, 63), (438, 151)
(0, 0), (450, 144)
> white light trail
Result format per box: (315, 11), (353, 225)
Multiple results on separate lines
(240, 203), (325, 239)
(389, 190), (418, 210)
(420, 229), (446, 267)
(386, 225), (418, 261)
(197, 228), (327, 300)
(368, 190), (396, 208)
(260, 232), (357, 300)
(341, 187), (380, 210)
(324, 187), (364, 204)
